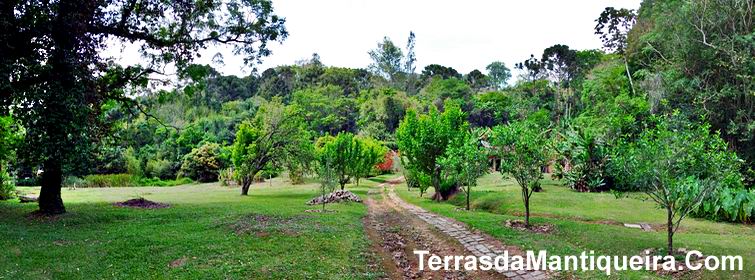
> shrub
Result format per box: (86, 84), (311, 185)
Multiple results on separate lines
(218, 168), (237, 186)
(136, 177), (193, 187)
(179, 143), (222, 182)
(555, 125), (612, 192)
(14, 176), (39, 186)
(62, 176), (87, 188)
(693, 187), (754, 223)
(0, 170), (15, 200)
(376, 150), (395, 174)
(82, 174), (136, 188)
(145, 158), (175, 180)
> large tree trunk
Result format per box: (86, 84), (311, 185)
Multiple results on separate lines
(241, 176), (251, 195)
(38, 159), (65, 214)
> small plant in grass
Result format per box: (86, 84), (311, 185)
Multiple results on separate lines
(438, 129), (489, 210)
(317, 156), (338, 211)
(491, 121), (550, 227)
(614, 113), (743, 254)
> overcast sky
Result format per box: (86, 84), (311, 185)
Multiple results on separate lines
(110, 0), (641, 78)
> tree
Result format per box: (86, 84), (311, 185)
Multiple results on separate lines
(594, 7), (637, 94)
(614, 114), (742, 254)
(515, 55), (545, 82)
(258, 66), (295, 102)
(357, 88), (413, 139)
(232, 99), (310, 195)
(627, 0), (754, 176)
(368, 36), (405, 85)
(541, 44), (578, 88)
(485, 61), (512, 90)
(490, 121), (550, 227)
(464, 70), (489, 91)
(404, 32), (417, 75)
(396, 101), (468, 201)
(316, 151), (338, 211)
(404, 31), (420, 95)
(179, 142), (222, 183)
(420, 64), (461, 83)
(1, 0), (287, 214)
(438, 129), (489, 210)
(292, 85), (359, 135)
(420, 77), (472, 109)
(316, 133), (358, 190)
(468, 91), (511, 127)
(352, 137), (387, 186)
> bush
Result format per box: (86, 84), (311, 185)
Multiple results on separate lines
(82, 174), (136, 188)
(62, 176), (87, 188)
(75, 174), (192, 188)
(136, 177), (193, 187)
(179, 143), (222, 182)
(218, 168), (237, 186)
(14, 176), (39, 186)
(693, 187), (754, 223)
(0, 171), (15, 200)
(145, 158), (175, 180)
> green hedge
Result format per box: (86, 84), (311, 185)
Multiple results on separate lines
(82, 174), (136, 188)
(65, 174), (195, 188)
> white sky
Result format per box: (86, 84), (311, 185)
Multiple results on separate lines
(109, 0), (641, 77)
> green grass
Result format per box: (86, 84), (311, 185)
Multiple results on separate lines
(396, 174), (754, 279)
(0, 175), (394, 279)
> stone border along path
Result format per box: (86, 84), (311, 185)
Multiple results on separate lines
(382, 184), (551, 280)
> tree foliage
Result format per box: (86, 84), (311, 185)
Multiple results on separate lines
(485, 61), (512, 90)
(491, 121), (550, 227)
(179, 143), (223, 183)
(315, 133), (385, 189)
(438, 129), (489, 210)
(614, 113), (743, 254)
(232, 99), (310, 195)
(396, 101), (468, 200)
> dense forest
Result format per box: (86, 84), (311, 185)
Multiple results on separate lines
(1, 0), (753, 226)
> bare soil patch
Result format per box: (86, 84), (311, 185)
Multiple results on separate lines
(230, 213), (313, 236)
(169, 257), (187, 268)
(303, 209), (337, 213)
(504, 219), (555, 234)
(113, 198), (170, 209)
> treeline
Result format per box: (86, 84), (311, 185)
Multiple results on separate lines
(1, 0), (752, 222)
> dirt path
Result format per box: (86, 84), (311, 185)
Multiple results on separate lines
(364, 177), (551, 280)
(364, 181), (501, 279)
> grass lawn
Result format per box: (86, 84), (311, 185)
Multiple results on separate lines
(0, 175), (394, 279)
(396, 174), (754, 279)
